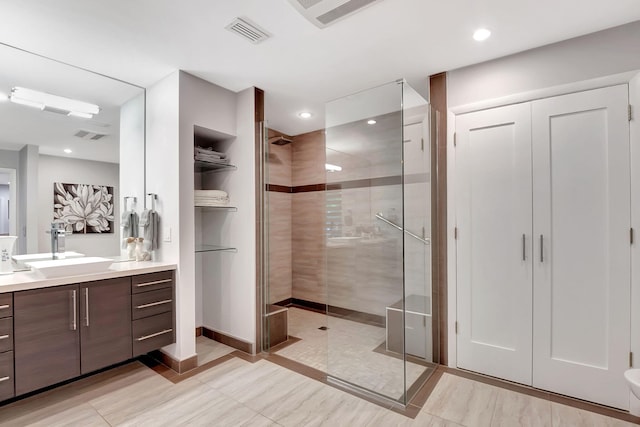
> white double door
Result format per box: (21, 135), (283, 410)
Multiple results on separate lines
(456, 85), (631, 409)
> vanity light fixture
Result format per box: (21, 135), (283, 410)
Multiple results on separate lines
(325, 163), (342, 172)
(10, 87), (100, 119)
(298, 111), (312, 119)
(473, 28), (491, 41)
(63, 149), (72, 154)
(367, 119), (377, 125)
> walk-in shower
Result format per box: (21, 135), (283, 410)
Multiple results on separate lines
(261, 79), (438, 406)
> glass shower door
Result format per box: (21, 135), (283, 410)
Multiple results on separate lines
(325, 81), (406, 402)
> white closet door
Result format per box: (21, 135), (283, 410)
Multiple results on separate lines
(456, 103), (533, 385)
(532, 85), (630, 410)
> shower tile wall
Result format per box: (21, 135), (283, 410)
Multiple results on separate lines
(291, 130), (326, 304)
(267, 130), (292, 304)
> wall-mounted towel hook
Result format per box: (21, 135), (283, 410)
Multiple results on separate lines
(147, 193), (158, 211)
(124, 196), (137, 212)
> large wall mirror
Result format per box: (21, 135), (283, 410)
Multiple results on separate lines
(0, 43), (145, 258)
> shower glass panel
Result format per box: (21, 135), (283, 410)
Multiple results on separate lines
(325, 80), (435, 404)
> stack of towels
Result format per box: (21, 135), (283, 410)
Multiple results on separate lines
(195, 146), (229, 165)
(194, 190), (230, 207)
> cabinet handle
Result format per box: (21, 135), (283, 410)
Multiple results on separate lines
(136, 279), (172, 288)
(70, 290), (77, 331)
(136, 299), (172, 309)
(539, 234), (544, 263)
(0, 305), (9, 310)
(522, 234), (526, 261)
(0, 376), (9, 383)
(0, 335), (9, 340)
(136, 329), (172, 341)
(85, 288), (90, 327)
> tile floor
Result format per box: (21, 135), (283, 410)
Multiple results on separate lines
(0, 343), (634, 426)
(274, 307), (430, 400)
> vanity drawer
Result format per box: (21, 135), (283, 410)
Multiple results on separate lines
(132, 312), (174, 356)
(0, 294), (12, 318)
(132, 287), (173, 320)
(0, 351), (14, 401)
(131, 271), (174, 294)
(0, 317), (12, 353)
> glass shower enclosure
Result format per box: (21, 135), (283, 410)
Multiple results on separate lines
(260, 79), (438, 406)
(324, 80), (436, 404)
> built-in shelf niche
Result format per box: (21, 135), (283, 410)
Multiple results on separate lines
(194, 124), (237, 255)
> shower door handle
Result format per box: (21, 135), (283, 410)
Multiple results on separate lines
(539, 234), (544, 263)
(522, 234), (526, 261)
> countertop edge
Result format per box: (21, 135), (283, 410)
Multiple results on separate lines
(0, 261), (177, 293)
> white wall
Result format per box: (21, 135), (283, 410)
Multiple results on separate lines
(145, 71), (188, 359)
(448, 21), (640, 108)
(0, 184), (9, 234)
(37, 155), (119, 256)
(200, 87), (256, 347)
(119, 92), (146, 250)
(18, 144), (38, 254)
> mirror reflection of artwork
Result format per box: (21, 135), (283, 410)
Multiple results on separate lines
(53, 182), (114, 233)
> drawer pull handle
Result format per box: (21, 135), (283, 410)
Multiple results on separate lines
(0, 305), (9, 310)
(0, 335), (8, 340)
(137, 329), (172, 341)
(136, 299), (172, 309)
(0, 376), (9, 383)
(136, 279), (172, 288)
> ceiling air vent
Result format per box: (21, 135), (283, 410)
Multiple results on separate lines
(74, 130), (108, 141)
(225, 17), (271, 44)
(287, 0), (385, 28)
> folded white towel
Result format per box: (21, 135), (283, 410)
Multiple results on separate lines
(194, 190), (228, 198)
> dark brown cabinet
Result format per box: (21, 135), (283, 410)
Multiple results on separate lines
(6, 268), (174, 401)
(80, 278), (132, 374)
(0, 293), (14, 401)
(131, 270), (175, 357)
(14, 284), (81, 395)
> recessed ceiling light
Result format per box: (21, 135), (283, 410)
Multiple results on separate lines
(367, 119), (377, 125)
(64, 148), (72, 154)
(298, 111), (312, 119)
(473, 28), (491, 41)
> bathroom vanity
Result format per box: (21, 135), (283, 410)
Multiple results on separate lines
(0, 262), (176, 402)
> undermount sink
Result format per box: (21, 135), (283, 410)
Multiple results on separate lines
(12, 252), (85, 268)
(25, 257), (114, 278)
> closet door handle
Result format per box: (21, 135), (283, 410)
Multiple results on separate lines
(522, 234), (526, 261)
(539, 234), (544, 263)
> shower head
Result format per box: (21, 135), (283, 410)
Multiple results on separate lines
(268, 135), (293, 146)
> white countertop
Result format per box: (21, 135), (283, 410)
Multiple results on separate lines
(0, 261), (177, 293)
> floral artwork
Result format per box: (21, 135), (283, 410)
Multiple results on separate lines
(53, 182), (114, 233)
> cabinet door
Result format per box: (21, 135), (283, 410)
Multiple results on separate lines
(532, 85), (630, 410)
(455, 103), (533, 385)
(14, 284), (80, 395)
(80, 277), (132, 374)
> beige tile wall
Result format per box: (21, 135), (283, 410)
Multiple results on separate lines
(291, 191), (327, 303)
(292, 130), (325, 186)
(266, 130), (292, 304)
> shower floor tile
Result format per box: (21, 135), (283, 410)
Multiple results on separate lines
(274, 307), (430, 401)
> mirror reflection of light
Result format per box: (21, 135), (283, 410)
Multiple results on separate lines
(325, 163), (342, 172)
(64, 148), (72, 154)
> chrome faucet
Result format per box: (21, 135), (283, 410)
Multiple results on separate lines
(48, 223), (66, 260)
